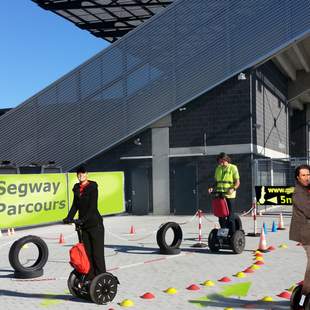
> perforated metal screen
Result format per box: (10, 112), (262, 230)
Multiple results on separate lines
(1, 0), (309, 170)
(32, 0), (174, 42)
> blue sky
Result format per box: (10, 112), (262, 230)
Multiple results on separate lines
(0, 1), (109, 109)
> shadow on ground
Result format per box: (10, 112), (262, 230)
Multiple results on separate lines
(0, 289), (90, 304)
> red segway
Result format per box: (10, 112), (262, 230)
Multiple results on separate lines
(67, 220), (119, 304)
(208, 192), (245, 254)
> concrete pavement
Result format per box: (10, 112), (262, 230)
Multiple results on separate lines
(0, 207), (304, 309)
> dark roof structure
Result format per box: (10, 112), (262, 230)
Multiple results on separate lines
(32, 0), (174, 42)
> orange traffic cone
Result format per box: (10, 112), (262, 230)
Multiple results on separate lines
(130, 225), (135, 235)
(278, 212), (285, 230)
(59, 233), (65, 244)
(258, 226), (268, 252)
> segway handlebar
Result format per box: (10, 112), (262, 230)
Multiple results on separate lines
(63, 218), (84, 240)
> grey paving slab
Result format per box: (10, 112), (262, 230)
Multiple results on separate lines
(0, 206), (304, 309)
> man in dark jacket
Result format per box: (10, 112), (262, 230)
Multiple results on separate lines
(289, 164), (310, 307)
(63, 165), (106, 281)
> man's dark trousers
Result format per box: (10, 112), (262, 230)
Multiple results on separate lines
(82, 223), (106, 280)
(219, 198), (236, 234)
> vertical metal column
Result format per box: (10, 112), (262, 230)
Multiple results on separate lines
(152, 126), (170, 215)
(306, 105), (310, 161)
(270, 160), (274, 186)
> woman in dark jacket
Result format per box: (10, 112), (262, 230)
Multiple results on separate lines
(289, 164), (310, 306)
(63, 165), (106, 281)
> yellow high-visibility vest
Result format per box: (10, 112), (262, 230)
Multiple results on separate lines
(215, 163), (239, 198)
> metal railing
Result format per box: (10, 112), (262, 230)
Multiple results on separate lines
(254, 157), (310, 186)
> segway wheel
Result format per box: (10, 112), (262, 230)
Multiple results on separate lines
(230, 230), (245, 254)
(68, 270), (89, 300)
(290, 285), (303, 309)
(90, 272), (119, 305)
(208, 229), (220, 252)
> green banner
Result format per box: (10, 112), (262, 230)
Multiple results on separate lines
(67, 172), (125, 216)
(0, 172), (125, 229)
(0, 174), (67, 229)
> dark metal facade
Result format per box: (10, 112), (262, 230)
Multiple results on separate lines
(1, 0), (309, 170)
(32, 0), (174, 42)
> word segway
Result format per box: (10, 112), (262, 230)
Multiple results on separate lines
(208, 192), (245, 254)
(290, 284), (310, 309)
(67, 220), (119, 304)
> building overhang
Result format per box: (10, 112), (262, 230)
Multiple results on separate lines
(32, 0), (174, 43)
(270, 35), (310, 110)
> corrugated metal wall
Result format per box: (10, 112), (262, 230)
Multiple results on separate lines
(0, 0), (309, 170)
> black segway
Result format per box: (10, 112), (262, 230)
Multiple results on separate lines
(290, 284), (310, 309)
(67, 220), (119, 304)
(208, 193), (245, 254)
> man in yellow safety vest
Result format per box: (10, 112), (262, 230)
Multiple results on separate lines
(209, 152), (240, 233)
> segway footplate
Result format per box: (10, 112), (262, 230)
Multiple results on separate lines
(217, 228), (229, 237)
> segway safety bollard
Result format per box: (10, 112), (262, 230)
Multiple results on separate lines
(192, 210), (207, 248)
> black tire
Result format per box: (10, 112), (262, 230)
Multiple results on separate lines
(9, 235), (49, 274)
(156, 222), (183, 251)
(159, 247), (181, 255)
(90, 273), (118, 305)
(235, 215), (242, 230)
(290, 285), (303, 310)
(208, 229), (220, 252)
(68, 270), (86, 299)
(14, 269), (43, 279)
(230, 230), (246, 254)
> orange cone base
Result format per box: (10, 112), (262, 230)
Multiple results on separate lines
(255, 253), (264, 257)
(267, 245), (275, 251)
(140, 292), (155, 299)
(254, 261), (264, 265)
(186, 284), (200, 291)
(277, 291), (291, 299)
(218, 277), (231, 282)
